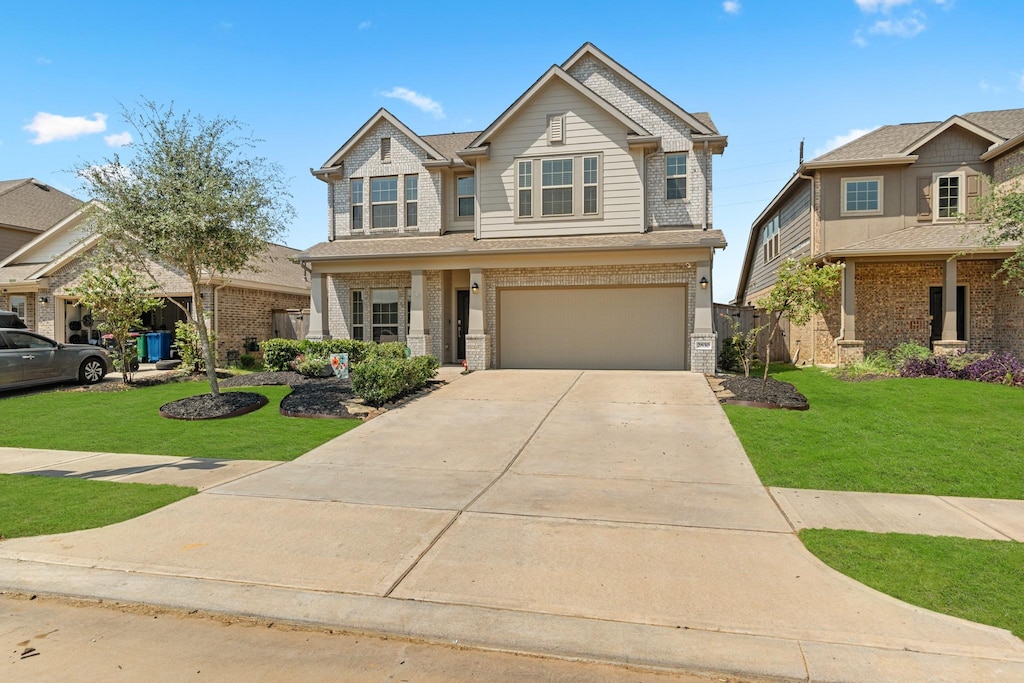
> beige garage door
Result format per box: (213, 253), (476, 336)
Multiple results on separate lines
(499, 286), (687, 370)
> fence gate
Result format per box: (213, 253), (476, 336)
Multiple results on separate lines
(272, 309), (309, 340)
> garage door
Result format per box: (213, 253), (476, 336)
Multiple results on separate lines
(499, 286), (687, 370)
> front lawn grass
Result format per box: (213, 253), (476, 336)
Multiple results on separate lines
(0, 381), (360, 460)
(0, 474), (195, 539)
(724, 367), (1024, 498)
(801, 529), (1024, 638)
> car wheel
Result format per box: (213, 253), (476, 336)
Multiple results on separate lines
(79, 357), (106, 385)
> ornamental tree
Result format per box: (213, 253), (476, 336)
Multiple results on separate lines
(76, 100), (294, 397)
(756, 257), (844, 397)
(67, 264), (162, 384)
(975, 170), (1024, 292)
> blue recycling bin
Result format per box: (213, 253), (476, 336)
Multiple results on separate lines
(146, 333), (162, 362)
(157, 331), (172, 360)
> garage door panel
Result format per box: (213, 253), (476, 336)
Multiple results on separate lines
(499, 286), (686, 370)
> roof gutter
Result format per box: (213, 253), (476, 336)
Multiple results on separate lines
(802, 156), (918, 170)
(981, 132), (1024, 161)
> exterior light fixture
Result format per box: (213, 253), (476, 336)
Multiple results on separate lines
(471, 282), (479, 294)
(699, 277), (708, 290)
(39, 296), (49, 304)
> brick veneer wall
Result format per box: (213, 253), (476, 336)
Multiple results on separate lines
(855, 262), (939, 353)
(994, 148), (1024, 189)
(215, 286), (308, 362)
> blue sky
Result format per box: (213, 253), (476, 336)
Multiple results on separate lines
(3, 0), (1022, 300)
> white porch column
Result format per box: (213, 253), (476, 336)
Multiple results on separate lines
(307, 271), (330, 340)
(465, 267), (490, 370)
(842, 260), (856, 341)
(935, 257), (967, 356)
(689, 261), (716, 373)
(406, 269), (432, 357)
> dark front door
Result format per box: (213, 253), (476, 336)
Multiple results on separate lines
(456, 290), (470, 360)
(929, 286), (965, 345)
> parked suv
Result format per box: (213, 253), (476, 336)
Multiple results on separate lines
(0, 329), (110, 390)
(0, 310), (28, 329)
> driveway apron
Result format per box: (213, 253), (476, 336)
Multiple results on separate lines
(2, 370), (1023, 680)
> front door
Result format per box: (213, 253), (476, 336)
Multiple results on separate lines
(456, 290), (470, 360)
(929, 286), (965, 345)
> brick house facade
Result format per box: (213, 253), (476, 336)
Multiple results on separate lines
(736, 108), (1024, 365)
(300, 43), (728, 372)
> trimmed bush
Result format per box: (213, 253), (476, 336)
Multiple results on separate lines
(261, 338), (303, 371)
(369, 341), (408, 360)
(351, 355), (440, 406)
(293, 354), (331, 378)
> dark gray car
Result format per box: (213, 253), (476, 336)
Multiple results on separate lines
(0, 310), (28, 329)
(0, 329), (110, 390)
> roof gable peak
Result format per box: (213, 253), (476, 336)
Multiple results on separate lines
(319, 108), (446, 171)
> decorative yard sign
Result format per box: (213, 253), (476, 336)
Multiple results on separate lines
(330, 353), (349, 379)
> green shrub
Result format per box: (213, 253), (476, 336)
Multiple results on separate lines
(261, 338), (303, 371)
(293, 354), (330, 378)
(234, 353), (260, 371)
(368, 341), (408, 360)
(889, 342), (931, 368)
(174, 320), (216, 373)
(351, 355), (439, 406)
(947, 352), (990, 372)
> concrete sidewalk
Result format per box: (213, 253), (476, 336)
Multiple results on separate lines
(1, 370), (1023, 682)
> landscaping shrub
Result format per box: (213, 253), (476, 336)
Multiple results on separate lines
(889, 342), (932, 368)
(369, 341), (408, 360)
(233, 353), (261, 371)
(351, 355), (439, 406)
(261, 338), (303, 371)
(899, 351), (1024, 387)
(293, 354), (331, 378)
(174, 320), (216, 373)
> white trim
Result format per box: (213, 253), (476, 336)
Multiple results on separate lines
(933, 171), (965, 222)
(840, 176), (884, 216)
(513, 152), (604, 223)
(666, 152), (688, 202)
(321, 109), (445, 169)
(899, 115), (1003, 156)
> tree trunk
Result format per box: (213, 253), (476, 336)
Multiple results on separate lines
(190, 276), (220, 398)
(760, 313), (778, 399)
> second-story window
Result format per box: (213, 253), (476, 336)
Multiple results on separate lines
(542, 158), (573, 216)
(666, 153), (687, 200)
(405, 175), (418, 227)
(351, 179), (363, 230)
(583, 156), (599, 214)
(371, 177), (398, 228)
(762, 215), (780, 263)
(936, 174), (961, 219)
(518, 161), (532, 217)
(457, 175), (475, 218)
(842, 177), (882, 215)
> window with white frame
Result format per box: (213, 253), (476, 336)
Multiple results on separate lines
(517, 161), (532, 217)
(371, 289), (399, 342)
(10, 295), (26, 319)
(405, 175), (418, 227)
(666, 153), (687, 200)
(936, 173), (962, 219)
(351, 290), (364, 340)
(351, 179), (363, 231)
(457, 175), (475, 217)
(842, 177), (882, 215)
(762, 215), (780, 263)
(583, 156), (599, 214)
(371, 177), (398, 228)
(542, 158), (574, 216)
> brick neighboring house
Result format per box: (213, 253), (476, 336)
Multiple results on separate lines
(0, 200), (310, 363)
(0, 177), (82, 261)
(735, 108), (1024, 366)
(299, 43), (728, 372)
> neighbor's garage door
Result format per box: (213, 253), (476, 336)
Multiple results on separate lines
(499, 286), (686, 370)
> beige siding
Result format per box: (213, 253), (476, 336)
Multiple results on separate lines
(479, 79), (643, 239)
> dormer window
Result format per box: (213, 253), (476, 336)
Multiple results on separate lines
(380, 137), (391, 163)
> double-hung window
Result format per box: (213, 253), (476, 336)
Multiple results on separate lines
(371, 177), (398, 228)
(666, 153), (687, 200)
(842, 177), (882, 215)
(351, 179), (364, 231)
(583, 156), (599, 214)
(405, 175), (418, 227)
(457, 175), (475, 218)
(351, 291), (364, 340)
(762, 215), (780, 263)
(371, 289), (399, 342)
(517, 161), (532, 217)
(10, 295), (26, 320)
(542, 158), (574, 216)
(936, 174), (961, 219)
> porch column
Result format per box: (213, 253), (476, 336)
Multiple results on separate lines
(406, 269), (432, 357)
(689, 261), (716, 374)
(934, 257), (967, 356)
(465, 267), (490, 370)
(836, 260), (864, 365)
(307, 271), (330, 340)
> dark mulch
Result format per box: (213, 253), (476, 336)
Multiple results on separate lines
(718, 374), (809, 410)
(221, 371), (360, 418)
(160, 391), (268, 420)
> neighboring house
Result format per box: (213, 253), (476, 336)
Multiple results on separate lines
(299, 43), (728, 372)
(0, 179), (83, 326)
(735, 108), (1024, 366)
(0, 201), (310, 362)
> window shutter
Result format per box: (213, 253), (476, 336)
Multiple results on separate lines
(917, 176), (932, 221)
(966, 173), (981, 219)
(548, 114), (564, 144)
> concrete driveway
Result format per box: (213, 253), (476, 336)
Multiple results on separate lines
(2, 370), (1023, 681)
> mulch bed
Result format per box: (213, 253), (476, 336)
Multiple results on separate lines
(160, 391), (268, 420)
(715, 374), (809, 410)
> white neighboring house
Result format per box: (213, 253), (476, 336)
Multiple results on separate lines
(0, 201), (310, 362)
(300, 43), (728, 372)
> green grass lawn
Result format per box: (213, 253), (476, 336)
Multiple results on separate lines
(0, 382), (360, 460)
(724, 367), (1024, 498)
(0, 473), (195, 539)
(802, 529), (1024, 638)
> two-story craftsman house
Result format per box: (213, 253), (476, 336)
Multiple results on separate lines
(299, 43), (728, 372)
(736, 108), (1024, 365)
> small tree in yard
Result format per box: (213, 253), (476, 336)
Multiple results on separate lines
(76, 100), (293, 398)
(756, 257), (844, 397)
(67, 265), (162, 384)
(719, 313), (765, 378)
(975, 171), (1024, 292)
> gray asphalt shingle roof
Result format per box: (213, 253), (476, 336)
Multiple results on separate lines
(828, 223), (1019, 256)
(420, 132), (483, 160)
(0, 179), (83, 232)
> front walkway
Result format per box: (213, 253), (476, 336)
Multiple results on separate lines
(1, 370), (1023, 682)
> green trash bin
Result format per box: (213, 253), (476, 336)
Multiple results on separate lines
(136, 334), (147, 362)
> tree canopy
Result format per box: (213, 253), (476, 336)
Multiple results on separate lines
(976, 171), (1024, 293)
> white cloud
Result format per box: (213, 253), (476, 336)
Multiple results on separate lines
(814, 127), (880, 158)
(869, 11), (926, 37)
(24, 112), (107, 144)
(358, 20), (372, 30)
(723, 1), (741, 14)
(855, 0), (913, 12)
(104, 132), (133, 147)
(852, 30), (868, 47)
(381, 87), (445, 119)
